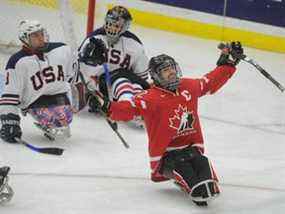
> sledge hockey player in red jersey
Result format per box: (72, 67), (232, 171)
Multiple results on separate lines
(0, 20), (77, 142)
(77, 5), (149, 127)
(0, 166), (13, 204)
(88, 41), (244, 206)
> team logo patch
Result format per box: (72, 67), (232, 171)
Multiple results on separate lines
(169, 104), (195, 134)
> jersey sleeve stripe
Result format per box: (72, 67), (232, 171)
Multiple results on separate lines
(112, 79), (131, 95)
(137, 73), (149, 80)
(1, 94), (20, 98)
(0, 98), (19, 102)
(0, 102), (19, 106)
(0, 93), (20, 105)
(137, 71), (148, 76)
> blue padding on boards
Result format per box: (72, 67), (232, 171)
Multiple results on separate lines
(143, 0), (285, 27)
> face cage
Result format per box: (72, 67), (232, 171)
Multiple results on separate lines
(152, 62), (182, 91)
(20, 29), (49, 50)
(0, 176), (14, 204)
(104, 16), (130, 44)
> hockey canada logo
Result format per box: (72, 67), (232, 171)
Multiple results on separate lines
(169, 104), (195, 134)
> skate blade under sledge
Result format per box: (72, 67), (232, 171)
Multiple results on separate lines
(34, 122), (71, 141)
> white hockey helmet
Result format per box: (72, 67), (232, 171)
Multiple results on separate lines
(18, 20), (49, 50)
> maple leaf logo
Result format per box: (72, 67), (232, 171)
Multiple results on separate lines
(169, 104), (195, 133)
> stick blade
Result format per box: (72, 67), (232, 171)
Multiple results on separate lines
(16, 138), (64, 156)
(37, 147), (64, 155)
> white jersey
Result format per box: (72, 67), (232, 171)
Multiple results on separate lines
(0, 43), (76, 115)
(79, 28), (149, 81)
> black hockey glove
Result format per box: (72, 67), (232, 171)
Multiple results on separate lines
(0, 113), (22, 143)
(79, 37), (108, 66)
(87, 92), (110, 115)
(216, 41), (244, 66)
(87, 94), (102, 113)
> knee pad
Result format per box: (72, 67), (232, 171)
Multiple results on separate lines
(190, 179), (220, 202)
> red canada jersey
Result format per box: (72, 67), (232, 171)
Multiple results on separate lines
(109, 65), (236, 182)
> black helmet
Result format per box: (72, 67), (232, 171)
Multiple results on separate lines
(148, 54), (182, 91)
(104, 6), (132, 45)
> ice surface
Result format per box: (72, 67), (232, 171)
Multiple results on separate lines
(0, 2), (285, 213)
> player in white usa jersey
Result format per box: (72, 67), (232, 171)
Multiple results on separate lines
(77, 6), (150, 127)
(0, 20), (77, 142)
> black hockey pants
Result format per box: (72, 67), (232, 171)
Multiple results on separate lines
(160, 146), (217, 194)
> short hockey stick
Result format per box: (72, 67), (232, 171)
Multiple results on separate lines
(218, 43), (285, 92)
(15, 138), (64, 155)
(78, 71), (130, 149)
(102, 63), (118, 131)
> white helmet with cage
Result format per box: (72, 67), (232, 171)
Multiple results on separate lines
(18, 20), (49, 50)
(104, 6), (132, 45)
